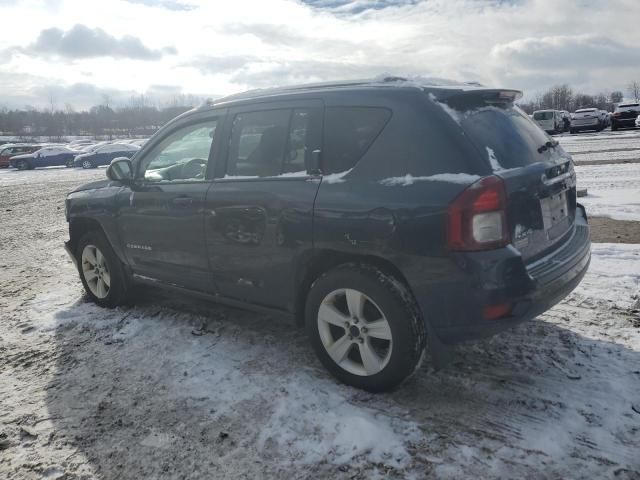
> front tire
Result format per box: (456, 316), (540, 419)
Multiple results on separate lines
(81, 159), (94, 169)
(76, 231), (129, 307)
(305, 263), (426, 392)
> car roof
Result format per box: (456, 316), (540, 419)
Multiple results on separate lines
(196, 76), (522, 110)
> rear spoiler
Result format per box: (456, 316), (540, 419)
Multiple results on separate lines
(427, 88), (523, 105)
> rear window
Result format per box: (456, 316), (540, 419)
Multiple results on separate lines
(576, 109), (597, 113)
(616, 103), (640, 111)
(533, 111), (553, 120)
(322, 107), (391, 174)
(458, 104), (552, 169)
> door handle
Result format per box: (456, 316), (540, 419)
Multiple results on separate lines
(171, 196), (194, 206)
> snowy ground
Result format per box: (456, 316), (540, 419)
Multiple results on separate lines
(560, 129), (640, 221)
(1, 134), (639, 479)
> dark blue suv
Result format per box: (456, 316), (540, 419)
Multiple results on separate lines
(64, 78), (591, 391)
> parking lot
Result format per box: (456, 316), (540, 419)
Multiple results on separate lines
(1, 129), (639, 479)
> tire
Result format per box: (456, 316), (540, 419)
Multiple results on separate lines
(16, 159), (30, 170)
(570, 129), (577, 134)
(76, 230), (129, 308)
(66, 159), (74, 168)
(305, 263), (426, 392)
(612, 124), (618, 131)
(81, 159), (94, 169)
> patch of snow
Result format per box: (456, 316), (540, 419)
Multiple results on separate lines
(322, 169), (352, 184)
(379, 173), (480, 186)
(575, 163), (640, 221)
(222, 174), (260, 180)
(429, 93), (463, 124)
(485, 146), (504, 171)
(277, 170), (308, 177)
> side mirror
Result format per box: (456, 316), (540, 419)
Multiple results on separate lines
(106, 157), (133, 183)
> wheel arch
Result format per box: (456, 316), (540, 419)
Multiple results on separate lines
(68, 216), (128, 265)
(293, 249), (418, 326)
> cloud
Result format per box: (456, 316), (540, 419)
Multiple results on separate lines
(124, 0), (195, 10)
(26, 24), (176, 60)
(492, 35), (640, 71)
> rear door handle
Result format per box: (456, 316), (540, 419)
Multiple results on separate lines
(171, 196), (194, 206)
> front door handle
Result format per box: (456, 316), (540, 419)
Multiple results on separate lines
(171, 196), (194, 206)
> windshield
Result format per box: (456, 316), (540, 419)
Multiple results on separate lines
(617, 104), (640, 111)
(459, 105), (555, 169)
(533, 111), (553, 120)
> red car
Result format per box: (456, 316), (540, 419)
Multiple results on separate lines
(0, 144), (40, 168)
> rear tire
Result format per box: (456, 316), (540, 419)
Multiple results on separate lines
(76, 230), (129, 308)
(612, 124), (618, 131)
(16, 159), (30, 170)
(305, 263), (426, 392)
(66, 159), (74, 168)
(570, 129), (577, 134)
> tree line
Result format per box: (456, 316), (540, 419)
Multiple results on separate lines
(0, 95), (207, 140)
(517, 81), (640, 114)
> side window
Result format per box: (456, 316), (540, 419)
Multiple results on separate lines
(282, 108), (321, 174)
(227, 109), (290, 177)
(322, 107), (391, 174)
(141, 119), (218, 182)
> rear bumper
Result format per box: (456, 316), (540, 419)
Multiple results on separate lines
(408, 206), (591, 345)
(612, 118), (637, 126)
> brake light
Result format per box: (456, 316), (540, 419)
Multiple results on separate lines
(447, 176), (510, 251)
(613, 112), (621, 117)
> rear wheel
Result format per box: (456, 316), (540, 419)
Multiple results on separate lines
(81, 159), (94, 169)
(305, 263), (426, 392)
(76, 231), (129, 307)
(16, 159), (30, 170)
(612, 124), (618, 131)
(66, 159), (74, 168)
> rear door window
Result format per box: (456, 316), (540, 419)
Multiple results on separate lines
(226, 107), (322, 177)
(322, 107), (391, 174)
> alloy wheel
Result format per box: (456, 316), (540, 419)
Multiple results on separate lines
(81, 244), (110, 299)
(317, 288), (392, 376)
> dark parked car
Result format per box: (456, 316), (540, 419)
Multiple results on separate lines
(64, 78), (591, 391)
(0, 144), (40, 167)
(73, 143), (140, 168)
(611, 103), (640, 130)
(10, 146), (77, 170)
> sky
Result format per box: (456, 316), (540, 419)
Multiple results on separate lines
(0, 0), (639, 110)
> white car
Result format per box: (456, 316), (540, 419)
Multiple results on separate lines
(532, 110), (563, 134)
(570, 108), (605, 133)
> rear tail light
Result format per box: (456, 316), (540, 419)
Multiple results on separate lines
(447, 175), (510, 251)
(613, 112), (621, 117)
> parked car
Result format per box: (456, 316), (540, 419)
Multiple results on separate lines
(0, 144), (40, 168)
(64, 78), (590, 391)
(10, 146), (77, 170)
(611, 103), (640, 131)
(74, 143), (140, 169)
(532, 109), (563, 134)
(570, 108), (605, 133)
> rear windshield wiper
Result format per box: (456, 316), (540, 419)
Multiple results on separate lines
(537, 140), (560, 153)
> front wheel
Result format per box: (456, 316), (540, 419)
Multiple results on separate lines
(76, 231), (129, 307)
(305, 264), (426, 392)
(81, 159), (94, 169)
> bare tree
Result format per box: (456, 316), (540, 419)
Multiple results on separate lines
(610, 91), (624, 104)
(628, 81), (640, 102)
